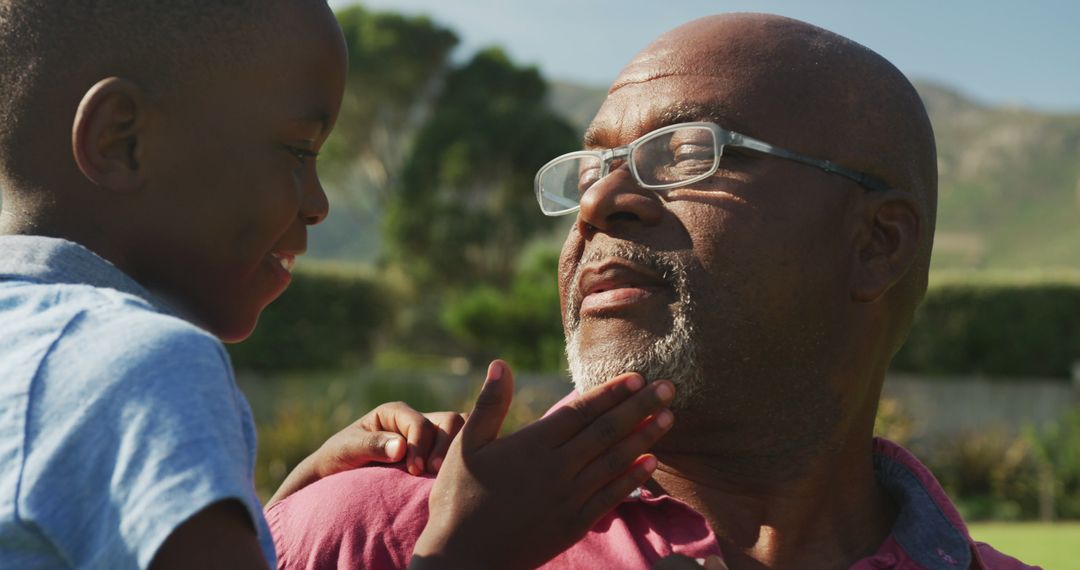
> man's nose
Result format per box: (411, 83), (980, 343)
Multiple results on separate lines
(575, 167), (664, 233)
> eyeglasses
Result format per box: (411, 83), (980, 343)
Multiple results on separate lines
(534, 121), (890, 216)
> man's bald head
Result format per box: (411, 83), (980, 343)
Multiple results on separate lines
(614, 13), (937, 318)
(0, 0), (300, 191)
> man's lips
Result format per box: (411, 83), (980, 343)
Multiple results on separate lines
(577, 260), (669, 315)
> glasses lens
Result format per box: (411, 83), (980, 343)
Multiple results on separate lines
(632, 125), (718, 187)
(537, 155), (602, 214)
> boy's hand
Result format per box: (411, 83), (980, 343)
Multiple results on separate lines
(411, 360), (675, 570)
(266, 403), (466, 507)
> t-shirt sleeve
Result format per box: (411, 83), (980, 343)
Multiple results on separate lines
(17, 309), (269, 569)
(267, 465), (433, 570)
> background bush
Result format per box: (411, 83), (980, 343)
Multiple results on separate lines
(442, 246), (565, 371)
(231, 266), (1080, 379)
(228, 263), (393, 371)
(893, 273), (1080, 379)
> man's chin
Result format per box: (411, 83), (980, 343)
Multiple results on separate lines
(565, 335), (702, 410)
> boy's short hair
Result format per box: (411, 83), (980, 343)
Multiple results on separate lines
(0, 0), (285, 189)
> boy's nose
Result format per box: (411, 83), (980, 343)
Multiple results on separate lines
(301, 177), (330, 225)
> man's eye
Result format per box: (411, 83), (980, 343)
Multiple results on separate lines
(667, 145), (715, 177)
(578, 168), (601, 193)
(673, 144), (713, 164)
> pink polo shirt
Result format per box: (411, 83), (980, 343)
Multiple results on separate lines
(267, 402), (1036, 569)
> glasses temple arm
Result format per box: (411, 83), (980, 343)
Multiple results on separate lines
(731, 134), (891, 192)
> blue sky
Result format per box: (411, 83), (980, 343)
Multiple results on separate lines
(328, 0), (1080, 113)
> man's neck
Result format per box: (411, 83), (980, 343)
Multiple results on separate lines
(650, 432), (896, 570)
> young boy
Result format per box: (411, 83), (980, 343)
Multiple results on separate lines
(0, 2), (672, 568)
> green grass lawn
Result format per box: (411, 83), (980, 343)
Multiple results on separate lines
(968, 522), (1080, 569)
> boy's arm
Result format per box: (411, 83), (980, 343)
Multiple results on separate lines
(266, 404), (465, 508)
(412, 360), (675, 570)
(150, 500), (269, 570)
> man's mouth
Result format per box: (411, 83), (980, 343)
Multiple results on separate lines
(577, 260), (669, 316)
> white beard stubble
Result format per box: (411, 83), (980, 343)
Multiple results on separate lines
(564, 244), (704, 410)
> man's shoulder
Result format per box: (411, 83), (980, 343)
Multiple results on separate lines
(270, 464), (433, 526)
(269, 466), (433, 569)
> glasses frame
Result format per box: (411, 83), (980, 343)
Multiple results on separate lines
(535, 121), (891, 216)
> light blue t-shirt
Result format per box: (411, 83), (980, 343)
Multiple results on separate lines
(0, 236), (276, 569)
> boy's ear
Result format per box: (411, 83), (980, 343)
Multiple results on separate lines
(71, 77), (151, 191)
(850, 189), (923, 302)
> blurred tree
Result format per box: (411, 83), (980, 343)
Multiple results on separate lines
(384, 47), (579, 290)
(442, 245), (565, 371)
(320, 6), (459, 210)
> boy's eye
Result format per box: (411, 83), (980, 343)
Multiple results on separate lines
(286, 146), (319, 165)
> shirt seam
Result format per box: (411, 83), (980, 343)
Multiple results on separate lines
(13, 304), (93, 569)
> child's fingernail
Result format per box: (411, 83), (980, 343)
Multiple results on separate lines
(626, 374), (644, 391)
(414, 457), (425, 474)
(431, 457), (443, 473)
(655, 382), (674, 401)
(385, 438), (403, 460)
(487, 360), (503, 381)
(640, 455), (658, 473)
(655, 409), (674, 429)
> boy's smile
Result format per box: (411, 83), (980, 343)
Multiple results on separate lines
(116, 2), (348, 341)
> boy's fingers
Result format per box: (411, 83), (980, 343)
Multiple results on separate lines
(424, 412), (466, 473)
(575, 409), (674, 492)
(538, 373), (646, 444)
(576, 454), (657, 533)
(560, 380), (675, 462)
(403, 417), (436, 476)
(367, 402), (435, 476)
(460, 360), (515, 452)
(318, 430), (404, 476)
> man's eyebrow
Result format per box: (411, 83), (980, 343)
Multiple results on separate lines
(583, 124), (604, 148)
(654, 102), (737, 130)
(582, 102), (743, 148)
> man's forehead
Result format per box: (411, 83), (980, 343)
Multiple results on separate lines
(583, 77), (754, 150)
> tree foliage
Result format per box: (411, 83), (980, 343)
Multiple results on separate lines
(383, 48), (579, 290)
(321, 6), (459, 208)
(442, 245), (565, 371)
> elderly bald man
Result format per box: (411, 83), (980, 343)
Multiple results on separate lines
(269, 14), (1033, 570)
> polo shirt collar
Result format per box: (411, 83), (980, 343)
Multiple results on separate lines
(872, 438), (975, 569)
(628, 437), (978, 569)
(0, 235), (183, 319)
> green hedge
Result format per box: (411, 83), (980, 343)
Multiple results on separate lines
(228, 263), (393, 371)
(228, 262), (1080, 379)
(441, 246), (566, 372)
(894, 273), (1080, 379)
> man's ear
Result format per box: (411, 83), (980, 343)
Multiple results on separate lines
(71, 77), (150, 191)
(851, 190), (923, 302)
